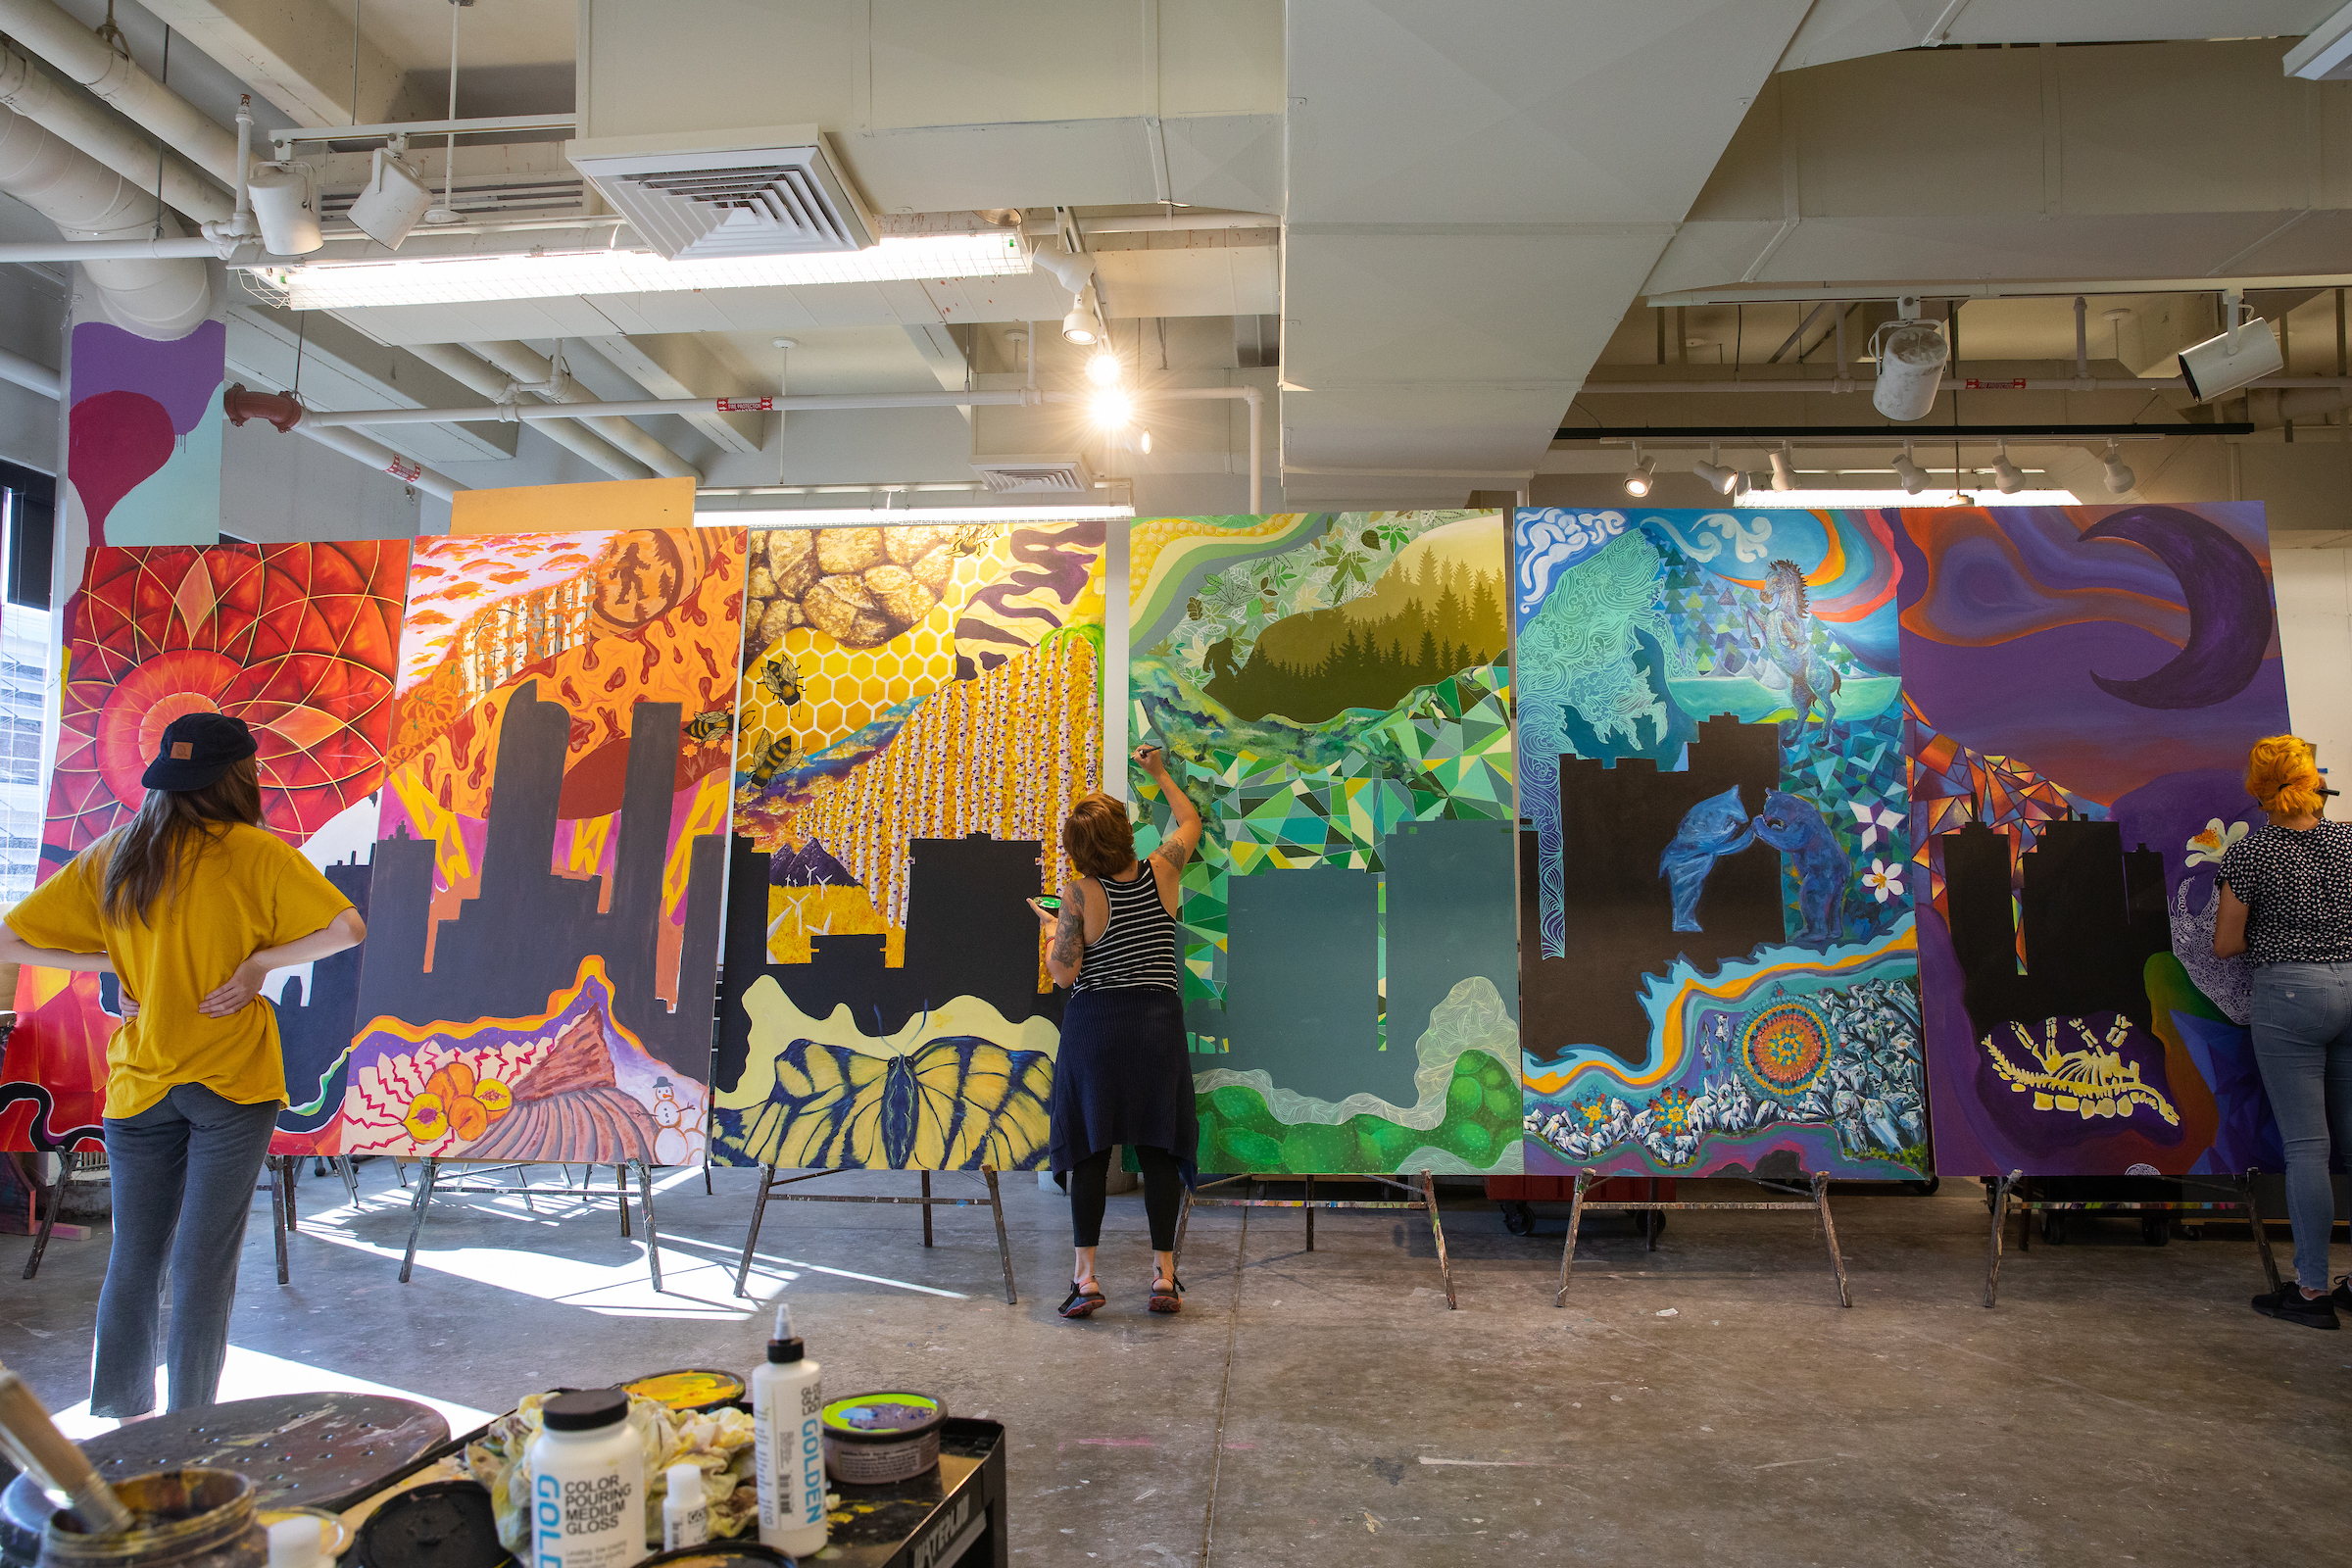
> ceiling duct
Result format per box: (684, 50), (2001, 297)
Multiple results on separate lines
(971, 456), (1096, 495)
(566, 124), (874, 260)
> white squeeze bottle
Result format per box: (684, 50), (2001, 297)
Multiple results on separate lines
(752, 1304), (827, 1557)
(525, 1390), (647, 1568)
(662, 1462), (709, 1551)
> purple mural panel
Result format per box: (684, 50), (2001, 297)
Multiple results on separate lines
(66, 318), (223, 547)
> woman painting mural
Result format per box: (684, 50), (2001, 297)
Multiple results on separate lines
(1029, 745), (1202, 1320)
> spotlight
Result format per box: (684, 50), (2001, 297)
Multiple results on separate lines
(1086, 350), (1122, 386)
(2177, 289), (2282, 402)
(1890, 445), (1929, 494)
(1061, 306), (1100, 347)
(1690, 445), (1741, 496)
(248, 162), (322, 256)
(1869, 299), (1949, 422)
(1769, 444), (1796, 492)
(348, 142), (435, 250)
(1623, 445), (1656, 498)
(1090, 386), (1133, 427)
(2101, 440), (2135, 494)
(1990, 443), (2026, 494)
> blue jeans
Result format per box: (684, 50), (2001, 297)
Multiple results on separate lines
(2248, 962), (2352, 1291)
(93, 1085), (281, 1417)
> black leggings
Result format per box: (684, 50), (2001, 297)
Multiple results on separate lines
(1068, 1146), (1184, 1250)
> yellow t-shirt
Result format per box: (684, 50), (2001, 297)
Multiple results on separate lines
(5, 822), (355, 1119)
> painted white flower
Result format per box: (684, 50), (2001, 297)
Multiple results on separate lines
(1863, 858), (1904, 904)
(2184, 816), (2248, 867)
(1846, 798), (1904, 850)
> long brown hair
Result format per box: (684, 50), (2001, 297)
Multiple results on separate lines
(101, 758), (264, 926)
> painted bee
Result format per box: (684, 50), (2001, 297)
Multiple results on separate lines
(744, 733), (799, 788)
(683, 709), (734, 747)
(758, 656), (802, 709)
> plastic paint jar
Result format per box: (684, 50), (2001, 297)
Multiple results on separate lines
(818, 1396), (944, 1487)
(524, 1392), (646, 1568)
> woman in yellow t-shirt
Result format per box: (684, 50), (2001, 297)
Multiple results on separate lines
(0, 713), (364, 1417)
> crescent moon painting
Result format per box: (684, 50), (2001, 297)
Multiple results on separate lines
(2080, 506), (2274, 710)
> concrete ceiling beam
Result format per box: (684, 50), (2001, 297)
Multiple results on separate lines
(144, 0), (429, 129)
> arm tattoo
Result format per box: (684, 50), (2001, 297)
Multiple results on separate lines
(1157, 833), (1194, 872)
(1051, 897), (1086, 969)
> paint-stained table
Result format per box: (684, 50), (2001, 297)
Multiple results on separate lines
(829, 1418), (1007, 1568)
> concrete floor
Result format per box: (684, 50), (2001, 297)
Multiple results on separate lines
(2, 1161), (2346, 1568)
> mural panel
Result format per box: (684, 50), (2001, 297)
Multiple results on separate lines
(1896, 504), (2288, 1176)
(1515, 507), (1928, 1181)
(1129, 512), (1520, 1176)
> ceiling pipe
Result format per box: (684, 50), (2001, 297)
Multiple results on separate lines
(405, 341), (655, 482)
(1576, 374), (2352, 394)
(0, 0), (242, 187)
(465, 340), (703, 482)
(0, 99), (208, 335)
(0, 342), (59, 397)
(279, 419), (468, 501)
(0, 41), (230, 224)
(310, 383), (1267, 511)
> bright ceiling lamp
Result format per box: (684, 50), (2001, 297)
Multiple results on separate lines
(1086, 349), (1122, 386)
(1990, 443), (2027, 494)
(1061, 306), (1101, 346)
(1622, 444), (1656, 498)
(1090, 386), (1134, 427)
(1690, 444), (1741, 496)
(698, 505), (1134, 526)
(1890, 445), (1929, 494)
(262, 230), (1027, 311)
(2101, 439), (2135, 494)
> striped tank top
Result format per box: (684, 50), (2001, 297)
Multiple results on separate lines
(1071, 858), (1180, 993)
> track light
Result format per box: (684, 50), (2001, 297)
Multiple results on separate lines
(1769, 444), (1796, 492)
(2101, 440), (2135, 494)
(1061, 306), (1100, 347)
(1990, 443), (2026, 494)
(1870, 298), (1950, 422)
(1890, 445), (1929, 494)
(1090, 386), (1133, 427)
(1623, 445), (1656, 498)
(348, 142), (435, 250)
(1086, 349), (1122, 386)
(1690, 445), (1740, 496)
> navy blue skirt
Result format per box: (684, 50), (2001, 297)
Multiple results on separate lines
(1048, 985), (1200, 1183)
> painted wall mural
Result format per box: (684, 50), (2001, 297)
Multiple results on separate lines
(342, 528), (740, 1164)
(1896, 504), (2288, 1176)
(67, 319), (225, 548)
(1, 543), (408, 1152)
(1515, 508), (1927, 1181)
(711, 522), (1104, 1171)
(1128, 512), (1520, 1176)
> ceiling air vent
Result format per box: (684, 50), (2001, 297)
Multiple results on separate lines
(971, 456), (1096, 495)
(565, 123), (876, 261)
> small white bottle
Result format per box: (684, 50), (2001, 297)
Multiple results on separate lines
(662, 1462), (709, 1552)
(752, 1304), (827, 1557)
(267, 1517), (325, 1568)
(526, 1390), (648, 1568)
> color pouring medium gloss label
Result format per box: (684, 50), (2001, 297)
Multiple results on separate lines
(535, 1471), (637, 1568)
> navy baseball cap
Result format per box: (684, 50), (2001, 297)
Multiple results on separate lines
(141, 712), (258, 791)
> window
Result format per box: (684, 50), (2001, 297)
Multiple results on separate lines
(0, 463), (55, 906)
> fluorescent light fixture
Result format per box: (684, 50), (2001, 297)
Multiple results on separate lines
(697, 505), (1135, 526)
(2101, 440), (2135, 494)
(1740, 487), (2078, 509)
(263, 231), (1026, 310)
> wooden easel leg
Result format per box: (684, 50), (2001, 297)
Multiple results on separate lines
(284, 1155), (300, 1232)
(24, 1159), (63, 1281)
(637, 1161), (663, 1292)
(1422, 1170), (1455, 1309)
(270, 1156), (291, 1286)
(1812, 1172), (1851, 1308)
(982, 1165), (1016, 1305)
(1555, 1168), (1593, 1307)
(2242, 1169), (2283, 1292)
(616, 1165), (632, 1237)
(733, 1162), (776, 1299)
(1983, 1171), (2018, 1307)
(400, 1158), (439, 1284)
(920, 1170), (934, 1248)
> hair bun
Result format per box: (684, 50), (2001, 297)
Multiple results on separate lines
(2246, 734), (2324, 817)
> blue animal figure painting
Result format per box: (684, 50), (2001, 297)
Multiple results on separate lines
(1746, 560), (1842, 748)
(1751, 788), (1849, 946)
(1659, 784), (1754, 933)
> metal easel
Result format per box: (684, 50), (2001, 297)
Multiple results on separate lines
(1554, 1167), (1853, 1308)
(1979, 1168), (2283, 1307)
(396, 1159), (666, 1288)
(262, 1152), (362, 1285)
(730, 1165), (1019, 1305)
(1172, 1170), (1457, 1308)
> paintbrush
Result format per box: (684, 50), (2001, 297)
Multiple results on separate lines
(0, 1363), (132, 1533)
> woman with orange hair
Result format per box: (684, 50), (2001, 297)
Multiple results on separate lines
(2215, 734), (2352, 1330)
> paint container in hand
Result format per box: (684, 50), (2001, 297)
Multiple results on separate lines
(38, 1469), (264, 1568)
(818, 1396), (944, 1486)
(751, 1308), (824, 1560)
(524, 1393), (645, 1568)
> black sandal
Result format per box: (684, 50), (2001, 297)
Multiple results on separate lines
(1058, 1277), (1106, 1319)
(1148, 1273), (1184, 1314)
